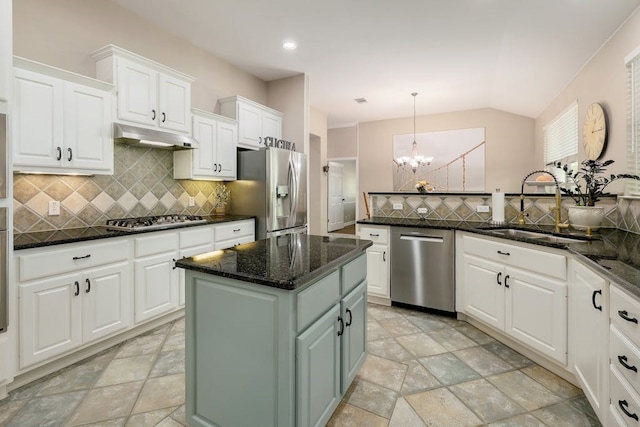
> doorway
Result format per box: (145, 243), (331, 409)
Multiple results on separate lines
(327, 158), (357, 235)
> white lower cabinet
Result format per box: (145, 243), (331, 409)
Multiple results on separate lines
(214, 219), (255, 250)
(570, 260), (609, 420)
(17, 240), (130, 369)
(460, 234), (567, 364)
(133, 231), (179, 323)
(358, 225), (390, 301)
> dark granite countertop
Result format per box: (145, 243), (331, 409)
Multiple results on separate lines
(359, 216), (640, 298)
(14, 215), (255, 250)
(175, 234), (373, 290)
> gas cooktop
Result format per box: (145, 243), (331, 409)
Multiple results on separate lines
(104, 215), (206, 231)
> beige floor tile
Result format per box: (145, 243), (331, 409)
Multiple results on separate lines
(521, 365), (583, 399)
(78, 418), (126, 427)
(155, 418), (184, 427)
(95, 354), (156, 387)
(67, 381), (144, 426)
(0, 400), (26, 425)
(389, 397), (427, 427)
(368, 337), (414, 361)
(368, 319), (392, 341)
(405, 387), (483, 427)
(125, 407), (173, 426)
(117, 333), (167, 358)
(449, 378), (526, 423)
(428, 328), (478, 351)
(454, 346), (514, 376)
(326, 403), (388, 427)
(396, 333), (448, 357)
(488, 371), (563, 411)
(488, 413), (547, 426)
(378, 317), (423, 336)
(357, 354), (408, 392)
(368, 305), (404, 321)
(132, 374), (185, 414)
(400, 360), (441, 395)
(345, 378), (398, 418)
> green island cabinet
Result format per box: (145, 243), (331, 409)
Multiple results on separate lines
(181, 247), (368, 427)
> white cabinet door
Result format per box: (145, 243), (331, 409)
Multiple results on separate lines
(505, 266), (567, 364)
(13, 68), (63, 168)
(19, 273), (82, 368)
(115, 57), (157, 127)
(63, 81), (113, 172)
(191, 114), (216, 177)
(237, 101), (262, 149)
(262, 110), (282, 140)
(82, 262), (130, 344)
(365, 244), (389, 298)
(158, 73), (190, 133)
(134, 252), (179, 323)
(463, 254), (505, 330)
(216, 119), (237, 179)
(571, 261), (608, 418)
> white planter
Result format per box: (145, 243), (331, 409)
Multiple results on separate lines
(568, 206), (605, 231)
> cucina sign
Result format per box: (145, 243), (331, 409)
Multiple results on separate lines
(261, 136), (296, 152)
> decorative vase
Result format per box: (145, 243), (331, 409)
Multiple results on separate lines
(567, 206), (605, 231)
(214, 206), (226, 217)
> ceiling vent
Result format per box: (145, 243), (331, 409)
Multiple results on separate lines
(354, 98), (367, 104)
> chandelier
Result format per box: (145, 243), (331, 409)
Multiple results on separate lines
(395, 92), (433, 173)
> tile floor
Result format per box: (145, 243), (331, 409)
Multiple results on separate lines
(0, 304), (601, 426)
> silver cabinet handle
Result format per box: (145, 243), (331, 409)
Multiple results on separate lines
(400, 235), (444, 243)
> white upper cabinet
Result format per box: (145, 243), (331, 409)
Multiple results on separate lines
(0, 0), (12, 109)
(219, 95), (283, 150)
(92, 45), (193, 134)
(13, 58), (114, 174)
(173, 109), (238, 180)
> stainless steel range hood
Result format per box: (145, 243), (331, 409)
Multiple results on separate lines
(113, 123), (199, 150)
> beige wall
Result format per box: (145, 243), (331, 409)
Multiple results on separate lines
(309, 106), (328, 234)
(357, 108), (535, 219)
(534, 8), (640, 190)
(13, 0), (267, 112)
(267, 73), (308, 153)
(328, 126), (357, 158)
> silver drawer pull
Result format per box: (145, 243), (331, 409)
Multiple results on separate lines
(400, 235), (443, 243)
(72, 254), (91, 260)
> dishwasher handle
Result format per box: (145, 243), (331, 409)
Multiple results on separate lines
(399, 234), (444, 243)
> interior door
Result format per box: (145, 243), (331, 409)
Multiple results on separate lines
(328, 161), (344, 232)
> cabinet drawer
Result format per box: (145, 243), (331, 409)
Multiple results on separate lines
(342, 254), (366, 295)
(18, 240), (129, 282)
(135, 231), (179, 257)
(612, 284), (640, 349)
(180, 226), (214, 248)
(359, 226), (389, 244)
(611, 325), (640, 396)
(610, 365), (640, 426)
(463, 235), (566, 280)
(215, 220), (254, 241)
(297, 271), (340, 333)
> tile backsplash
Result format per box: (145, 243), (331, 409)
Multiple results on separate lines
(369, 193), (620, 229)
(13, 144), (224, 233)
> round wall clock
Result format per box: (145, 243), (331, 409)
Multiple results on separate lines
(582, 102), (607, 160)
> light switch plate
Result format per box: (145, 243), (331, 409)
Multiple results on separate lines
(477, 205), (490, 213)
(417, 207), (428, 214)
(188, 196), (195, 207)
(393, 203), (403, 210)
(48, 200), (60, 216)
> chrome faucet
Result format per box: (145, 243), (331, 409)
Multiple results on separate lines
(519, 170), (569, 233)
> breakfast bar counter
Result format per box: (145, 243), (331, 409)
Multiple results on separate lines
(176, 234), (372, 427)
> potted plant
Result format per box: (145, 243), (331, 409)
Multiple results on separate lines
(212, 183), (231, 216)
(556, 159), (640, 230)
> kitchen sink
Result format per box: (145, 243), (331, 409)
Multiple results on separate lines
(485, 228), (593, 244)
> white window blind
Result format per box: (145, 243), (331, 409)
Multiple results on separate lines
(627, 46), (640, 196)
(543, 102), (578, 166)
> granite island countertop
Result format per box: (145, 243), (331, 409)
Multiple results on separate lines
(359, 216), (640, 298)
(14, 215), (256, 250)
(175, 234), (373, 290)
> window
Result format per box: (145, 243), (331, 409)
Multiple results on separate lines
(543, 101), (578, 184)
(627, 45), (640, 196)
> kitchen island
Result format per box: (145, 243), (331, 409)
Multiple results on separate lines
(175, 234), (372, 427)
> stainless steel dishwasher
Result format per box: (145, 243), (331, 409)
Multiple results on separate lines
(390, 227), (455, 312)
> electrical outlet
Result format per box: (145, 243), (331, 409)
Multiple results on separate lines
(476, 205), (490, 213)
(393, 203), (403, 210)
(48, 200), (60, 216)
(188, 196), (195, 207)
(417, 207), (428, 214)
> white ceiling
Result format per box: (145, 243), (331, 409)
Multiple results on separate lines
(110, 0), (640, 128)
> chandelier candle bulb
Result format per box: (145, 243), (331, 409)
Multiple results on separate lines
(492, 190), (505, 224)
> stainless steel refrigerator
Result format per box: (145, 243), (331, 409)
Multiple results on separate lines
(228, 147), (307, 239)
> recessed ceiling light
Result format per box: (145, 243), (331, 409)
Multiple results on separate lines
(282, 41), (297, 50)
